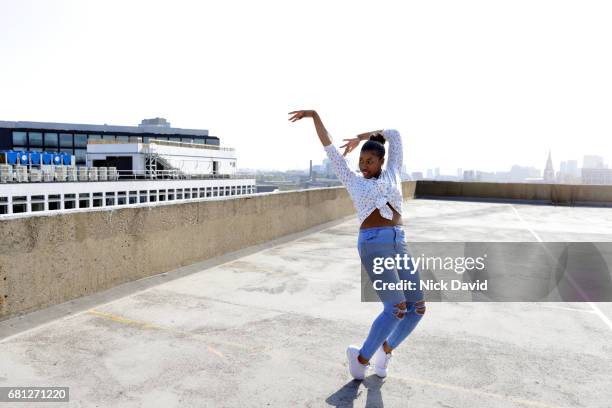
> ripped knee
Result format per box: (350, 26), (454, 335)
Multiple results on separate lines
(414, 300), (426, 315)
(393, 301), (407, 319)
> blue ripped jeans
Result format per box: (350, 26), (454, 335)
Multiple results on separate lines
(357, 225), (426, 361)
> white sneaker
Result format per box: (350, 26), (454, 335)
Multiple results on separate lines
(346, 345), (368, 380)
(372, 345), (392, 378)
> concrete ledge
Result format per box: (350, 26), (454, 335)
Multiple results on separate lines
(0, 182), (417, 321)
(415, 180), (612, 206)
(4, 178), (611, 321)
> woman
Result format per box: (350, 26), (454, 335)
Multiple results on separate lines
(288, 109), (426, 380)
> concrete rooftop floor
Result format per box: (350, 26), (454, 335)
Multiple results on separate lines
(1, 198), (612, 408)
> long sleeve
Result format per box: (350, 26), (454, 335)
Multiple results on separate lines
(323, 143), (357, 187)
(382, 129), (403, 174)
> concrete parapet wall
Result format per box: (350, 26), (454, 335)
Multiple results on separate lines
(3, 178), (611, 321)
(2, 184), (394, 321)
(415, 180), (612, 205)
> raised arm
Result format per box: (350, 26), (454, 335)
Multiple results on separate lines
(288, 110), (332, 146)
(381, 129), (403, 173)
(288, 109), (357, 186)
(344, 129), (403, 172)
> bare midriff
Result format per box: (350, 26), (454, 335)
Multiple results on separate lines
(359, 203), (403, 229)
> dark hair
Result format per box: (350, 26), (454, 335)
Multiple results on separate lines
(361, 133), (386, 158)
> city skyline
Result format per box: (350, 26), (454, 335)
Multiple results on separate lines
(258, 151), (609, 178)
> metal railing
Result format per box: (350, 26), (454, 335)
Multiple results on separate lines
(114, 169), (255, 180)
(88, 138), (235, 152)
(0, 164), (255, 183)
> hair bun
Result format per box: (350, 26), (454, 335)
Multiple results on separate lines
(369, 133), (385, 145)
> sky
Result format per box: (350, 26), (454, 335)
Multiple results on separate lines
(1, 0), (611, 174)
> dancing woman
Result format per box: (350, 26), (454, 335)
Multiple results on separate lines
(288, 109), (426, 380)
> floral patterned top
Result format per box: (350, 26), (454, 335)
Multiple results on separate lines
(323, 129), (404, 225)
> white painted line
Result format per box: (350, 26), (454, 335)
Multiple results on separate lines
(538, 304), (595, 314)
(511, 204), (612, 332)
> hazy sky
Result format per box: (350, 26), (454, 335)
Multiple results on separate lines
(1, 0), (611, 174)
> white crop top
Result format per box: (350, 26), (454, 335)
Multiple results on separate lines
(323, 129), (404, 225)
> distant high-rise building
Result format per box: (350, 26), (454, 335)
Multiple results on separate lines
(322, 158), (332, 176)
(426, 169), (433, 179)
(583, 155), (604, 169)
(411, 171), (424, 180)
(434, 167), (440, 178)
(509, 165), (541, 182)
(582, 168), (612, 185)
(566, 160), (579, 177)
(543, 150), (555, 182)
(457, 168), (463, 178)
(558, 159), (580, 183)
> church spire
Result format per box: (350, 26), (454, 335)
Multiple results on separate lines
(544, 150), (555, 182)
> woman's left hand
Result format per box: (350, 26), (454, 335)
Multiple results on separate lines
(339, 137), (360, 157)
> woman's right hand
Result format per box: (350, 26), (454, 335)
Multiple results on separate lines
(288, 110), (317, 122)
(339, 137), (360, 157)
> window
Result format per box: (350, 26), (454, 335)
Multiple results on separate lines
(60, 133), (73, 148)
(176, 189), (183, 200)
(105, 192), (116, 206)
(79, 193), (90, 208)
(231, 186), (236, 196)
(213, 187), (218, 197)
(48, 194), (61, 211)
(129, 191), (138, 204)
(88, 134), (102, 141)
(139, 190), (148, 203)
(13, 196), (27, 213)
(74, 134), (87, 148)
(205, 138), (220, 146)
(31, 195), (45, 212)
(116, 135), (128, 142)
(181, 137), (194, 144)
(193, 138), (205, 144)
(101, 135), (114, 141)
(206, 187), (211, 197)
(45, 133), (59, 148)
(167, 189), (175, 200)
(93, 192), (103, 207)
(199, 187), (205, 198)
(12, 131), (27, 146)
(149, 190), (157, 202)
(75, 149), (86, 165)
(159, 190), (166, 202)
(184, 189), (191, 199)
(0, 197), (8, 214)
(117, 191), (127, 205)
(29, 132), (43, 147)
(64, 194), (76, 209)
